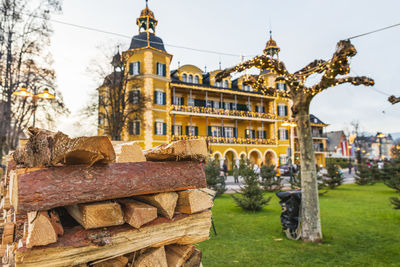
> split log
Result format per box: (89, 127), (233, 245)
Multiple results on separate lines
(118, 199), (157, 228)
(134, 247), (167, 267)
(112, 141), (146, 163)
(135, 192), (178, 219)
(92, 256), (128, 267)
(183, 249), (202, 267)
(11, 161), (205, 213)
(175, 190), (213, 214)
(26, 211), (63, 248)
(1, 194), (11, 210)
(15, 211), (211, 267)
(13, 127), (116, 168)
(165, 244), (195, 267)
(2, 222), (14, 245)
(66, 202), (124, 230)
(144, 139), (208, 161)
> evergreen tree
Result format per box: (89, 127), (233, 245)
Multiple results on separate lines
(370, 164), (382, 182)
(390, 197), (400, 209)
(259, 165), (282, 192)
(323, 163), (344, 189)
(204, 159), (226, 196)
(292, 171), (326, 195)
(355, 163), (375, 185)
(232, 159), (271, 211)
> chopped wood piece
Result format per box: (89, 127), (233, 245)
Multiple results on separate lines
(165, 244), (195, 267)
(12, 127), (116, 168)
(183, 249), (202, 267)
(16, 211), (212, 267)
(13, 161), (205, 213)
(1, 194), (11, 210)
(176, 189), (213, 214)
(93, 256), (128, 267)
(144, 139), (208, 161)
(136, 192), (178, 219)
(26, 211), (61, 248)
(112, 141), (146, 163)
(2, 222), (14, 245)
(134, 247), (167, 267)
(66, 201), (124, 230)
(119, 199), (157, 228)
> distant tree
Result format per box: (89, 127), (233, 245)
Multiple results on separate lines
(354, 163), (374, 185)
(323, 163), (344, 189)
(0, 0), (68, 159)
(259, 165), (282, 192)
(232, 158), (271, 211)
(217, 39), (374, 242)
(204, 158), (226, 196)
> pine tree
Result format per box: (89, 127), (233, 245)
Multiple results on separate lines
(292, 171), (326, 195)
(232, 159), (271, 211)
(323, 163), (344, 189)
(259, 165), (282, 192)
(204, 159), (226, 196)
(355, 163), (375, 185)
(390, 197), (400, 209)
(383, 162), (400, 193)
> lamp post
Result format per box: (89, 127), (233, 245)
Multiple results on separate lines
(282, 121), (297, 187)
(12, 86), (55, 127)
(376, 132), (385, 160)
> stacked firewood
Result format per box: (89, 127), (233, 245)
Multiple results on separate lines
(0, 128), (213, 267)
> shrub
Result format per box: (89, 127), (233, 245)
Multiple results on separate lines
(204, 158), (226, 196)
(326, 157), (349, 169)
(323, 163), (344, 189)
(355, 163), (375, 185)
(232, 159), (271, 211)
(259, 165), (282, 192)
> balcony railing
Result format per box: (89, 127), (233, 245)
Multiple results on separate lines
(170, 105), (276, 120)
(172, 135), (277, 145)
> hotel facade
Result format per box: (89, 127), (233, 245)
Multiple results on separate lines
(98, 4), (328, 169)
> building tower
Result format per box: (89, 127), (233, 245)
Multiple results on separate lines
(263, 30), (280, 59)
(123, 1), (173, 149)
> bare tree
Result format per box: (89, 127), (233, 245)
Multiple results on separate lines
(0, 0), (68, 159)
(217, 39), (374, 242)
(84, 48), (146, 141)
(388, 95), (400, 105)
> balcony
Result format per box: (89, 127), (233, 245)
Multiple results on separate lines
(172, 135), (277, 145)
(170, 105), (277, 122)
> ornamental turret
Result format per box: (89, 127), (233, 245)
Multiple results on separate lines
(263, 30), (280, 59)
(136, 0), (158, 34)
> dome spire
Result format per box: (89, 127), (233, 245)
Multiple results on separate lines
(137, 0), (158, 34)
(263, 29), (280, 59)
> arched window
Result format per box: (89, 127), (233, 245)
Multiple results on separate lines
(182, 74), (187, 82)
(188, 74), (193, 83)
(194, 75), (199, 84)
(223, 80), (229, 88)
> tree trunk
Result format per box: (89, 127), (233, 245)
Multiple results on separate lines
(294, 106), (323, 243)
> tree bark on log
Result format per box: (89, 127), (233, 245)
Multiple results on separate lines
(12, 161), (206, 213)
(15, 211), (211, 267)
(294, 105), (322, 243)
(12, 128), (116, 168)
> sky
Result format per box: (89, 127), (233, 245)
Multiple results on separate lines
(48, 0), (400, 136)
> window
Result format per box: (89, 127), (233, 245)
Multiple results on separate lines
(224, 102), (231, 110)
(215, 81), (222, 87)
(213, 101), (219, 109)
(247, 104), (252, 112)
(154, 91), (166, 105)
(129, 90), (140, 104)
(173, 96), (182, 105)
(128, 121), (140, 135)
(279, 129), (289, 140)
(224, 127), (234, 138)
(182, 74), (187, 82)
(188, 74), (193, 83)
(278, 104), (288, 116)
(276, 82), (286, 90)
(243, 85), (252, 91)
(211, 126), (222, 137)
(258, 130), (265, 139)
(155, 122), (166, 135)
(245, 129), (255, 138)
(206, 100), (212, 108)
(156, 62), (166, 76)
(188, 98), (194, 106)
(129, 61), (140, 75)
(188, 126), (197, 136)
(173, 125), (182, 135)
(194, 75), (199, 84)
(223, 80), (229, 88)
(98, 114), (104, 125)
(232, 103), (237, 110)
(256, 105), (265, 113)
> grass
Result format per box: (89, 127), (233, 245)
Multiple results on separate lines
(197, 183), (400, 267)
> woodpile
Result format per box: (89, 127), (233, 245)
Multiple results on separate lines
(0, 128), (212, 267)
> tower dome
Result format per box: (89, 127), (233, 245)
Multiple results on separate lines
(263, 30), (280, 58)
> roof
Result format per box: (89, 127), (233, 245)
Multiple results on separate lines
(310, 114), (326, 125)
(326, 131), (346, 151)
(129, 32), (166, 52)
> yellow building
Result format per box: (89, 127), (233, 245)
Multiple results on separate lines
(98, 4), (328, 169)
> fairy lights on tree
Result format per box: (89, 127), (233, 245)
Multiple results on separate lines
(216, 38), (374, 243)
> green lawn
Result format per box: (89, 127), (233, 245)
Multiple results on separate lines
(197, 184), (400, 267)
